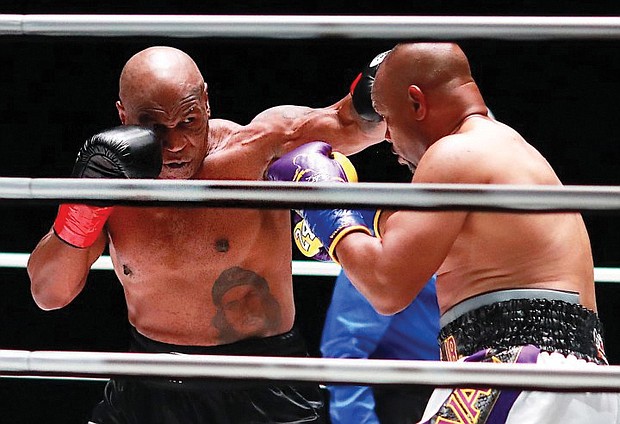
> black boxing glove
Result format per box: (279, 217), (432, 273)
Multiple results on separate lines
(349, 50), (390, 122)
(71, 125), (162, 179)
(53, 126), (161, 248)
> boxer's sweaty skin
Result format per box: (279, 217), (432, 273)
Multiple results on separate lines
(28, 45), (386, 346)
(335, 43), (596, 318)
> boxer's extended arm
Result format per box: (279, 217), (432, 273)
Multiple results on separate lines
(242, 51), (391, 157)
(28, 126), (161, 310)
(226, 52), (391, 159)
(327, 95), (386, 154)
(333, 215), (455, 315)
(332, 146), (468, 315)
(246, 97), (384, 156)
(317, 49), (391, 154)
(238, 104), (352, 156)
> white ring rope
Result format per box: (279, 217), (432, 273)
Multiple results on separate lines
(0, 350), (618, 391)
(1, 253), (619, 283)
(1, 14), (620, 39)
(3, 178), (620, 212)
(0, 252), (342, 277)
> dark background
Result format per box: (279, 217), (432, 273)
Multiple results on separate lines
(0, 1), (619, 422)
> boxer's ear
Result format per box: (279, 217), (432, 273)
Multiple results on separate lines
(408, 85), (426, 120)
(116, 100), (127, 125)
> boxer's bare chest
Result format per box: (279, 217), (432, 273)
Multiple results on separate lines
(105, 207), (294, 345)
(106, 207), (283, 276)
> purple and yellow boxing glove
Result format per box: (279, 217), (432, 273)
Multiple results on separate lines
(292, 214), (332, 262)
(293, 210), (382, 262)
(267, 141), (379, 262)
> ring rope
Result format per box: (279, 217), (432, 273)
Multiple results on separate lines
(0, 252), (340, 277)
(1, 11), (617, 399)
(1, 14), (620, 39)
(0, 349), (618, 391)
(3, 178), (620, 212)
(1, 253), (619, 283)
(1, 375), (108, 382)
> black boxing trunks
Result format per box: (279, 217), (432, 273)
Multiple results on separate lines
(438, 288), (607, 364)
(89, 327), (326, 424)
(418, 289), (620, 424)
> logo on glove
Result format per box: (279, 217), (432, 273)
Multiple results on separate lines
(291, 155), (347, 183)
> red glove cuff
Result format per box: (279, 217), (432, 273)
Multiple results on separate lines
(53, 204), (113, 248)
(349, 72), (363, 95)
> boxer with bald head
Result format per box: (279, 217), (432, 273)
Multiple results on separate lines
(268, 42), (620, 423)
(27, 46), (388, 423)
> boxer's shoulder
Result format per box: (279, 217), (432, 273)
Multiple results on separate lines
(207, 118), (242, 153)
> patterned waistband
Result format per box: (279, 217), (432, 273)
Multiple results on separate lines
(440, 288), (580, 328)
(438, 292), (608, 364)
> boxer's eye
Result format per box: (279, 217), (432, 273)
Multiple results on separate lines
(182, 116), (200, 126)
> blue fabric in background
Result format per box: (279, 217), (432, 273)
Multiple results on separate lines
(321, 271), (440, 424)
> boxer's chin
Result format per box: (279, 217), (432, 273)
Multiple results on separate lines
(160, 162), (194, 179)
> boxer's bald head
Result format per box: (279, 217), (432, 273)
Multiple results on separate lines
(118, 46), (206, 111)
(372, 43), (486, 168)
(379, 43), (473, 92)
(116, 46), (211, 180)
